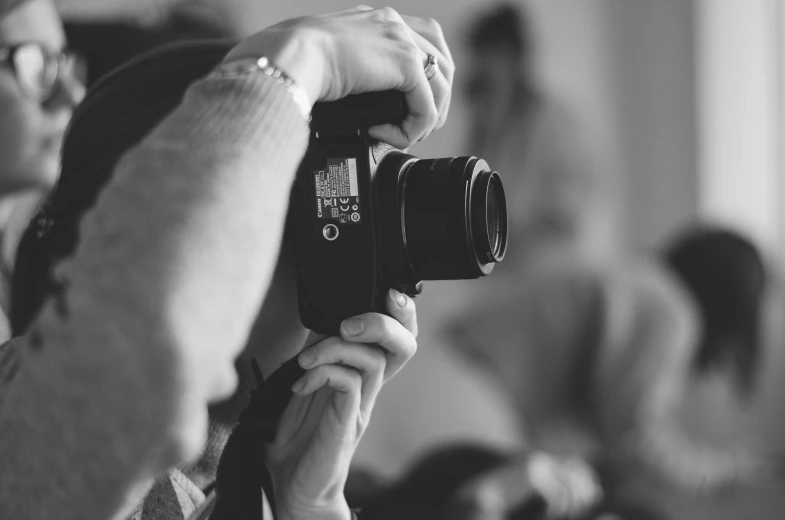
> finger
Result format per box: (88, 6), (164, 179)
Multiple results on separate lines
(368, 69), (436, 147)
(298, 338), (386, 412)
(546, 481), (572, 518)
(291, 364), (362, 426)
(556, 473), (581, 517)
(401, 15), (454, 74)
(411, 35), (451, 137)
(572, 472), (601, 508)
(332, 4), (374, 14)
(369, 35), (437, 147)
(339, 312), (417, 381)
(401, 15), (454, 85)
(356, 10), (439, 145)
(385, 288), (418, 338)
(564, 459), (602, 507)
(403, 27), (453, 131)
(401, 15), (454, 129)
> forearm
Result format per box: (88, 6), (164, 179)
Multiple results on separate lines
(0, 71), (308, 519)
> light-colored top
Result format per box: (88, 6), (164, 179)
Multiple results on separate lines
(0, 67), (309, 519)
(447, 245), (697, 462)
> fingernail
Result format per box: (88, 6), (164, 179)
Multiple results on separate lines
(341, 317), (364, 337)
(291, 376), (306, 393)
(299, 348), (317, 368)
(389, 288), (407, 308)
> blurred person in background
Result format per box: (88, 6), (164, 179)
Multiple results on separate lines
(663, 227), (766, 400)
(608, 227), (785, 520)
(443, 226), (785, 519)
(0, 0), (84, 339)
(444, 251), (695, 519)
(463, 2), (605, 273)
(433, 3), (626, 517)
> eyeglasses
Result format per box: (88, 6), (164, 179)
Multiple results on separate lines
(0, 42), (76, 103)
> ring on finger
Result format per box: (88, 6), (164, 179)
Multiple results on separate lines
(423, 53), (439, 81)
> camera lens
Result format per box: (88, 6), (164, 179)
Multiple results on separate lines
(399, 156), (508, 280)
(471, 170), (507, 264)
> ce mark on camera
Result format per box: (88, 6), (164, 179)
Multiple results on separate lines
(339, 197), (350, 212)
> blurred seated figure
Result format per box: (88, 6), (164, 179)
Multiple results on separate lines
(647, 227), (770, 485)
(445, 249), (696, 518)
(64, 2), (232, 88)
(445, 226), (785, 519)
(610, 227), (785, 520)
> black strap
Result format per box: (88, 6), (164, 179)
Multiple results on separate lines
(208, 356), (306, 520)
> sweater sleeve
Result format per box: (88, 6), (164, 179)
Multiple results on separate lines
(0, 69), (309, 520)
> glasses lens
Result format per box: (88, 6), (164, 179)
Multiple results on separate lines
(13, 44), (56, 100)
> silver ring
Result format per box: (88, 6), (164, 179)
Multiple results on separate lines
(423, 53), (439, 81)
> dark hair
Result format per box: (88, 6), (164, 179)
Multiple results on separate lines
(65, 13), (232, 87)
(11, 40), (234, 336)
(663, 227), (767, 395)
(467, 2), (533, 60)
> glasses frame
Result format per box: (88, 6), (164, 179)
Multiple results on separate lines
(0, 41), (75, 103)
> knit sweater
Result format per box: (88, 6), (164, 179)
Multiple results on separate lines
(0, 67), (309, 519)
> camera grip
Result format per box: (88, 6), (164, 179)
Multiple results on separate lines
(310, 90), (406, 135)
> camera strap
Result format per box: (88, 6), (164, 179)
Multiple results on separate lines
(201, 355), (306, 520)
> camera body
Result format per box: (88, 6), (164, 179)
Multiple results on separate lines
(292, 91), (507, 335)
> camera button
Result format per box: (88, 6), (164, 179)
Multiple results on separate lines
(322, 224), (340, 241)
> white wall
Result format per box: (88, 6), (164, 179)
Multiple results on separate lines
(600, 0), (698, 251)
(695, 0), (785, 259)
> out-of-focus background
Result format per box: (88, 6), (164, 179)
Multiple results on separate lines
(57, 0), (785, 254)
(53, 1), (785, 519)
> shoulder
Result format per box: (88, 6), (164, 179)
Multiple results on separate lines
(601, 257), (698, 344)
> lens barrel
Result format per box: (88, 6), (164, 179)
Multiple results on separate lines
(400, 156), (507, 280)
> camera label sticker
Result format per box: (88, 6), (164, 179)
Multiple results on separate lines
(314, 158), (362, 225)
(347, 158), (359, 196)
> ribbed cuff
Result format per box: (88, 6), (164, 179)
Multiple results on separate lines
(147, 70), (310, 175)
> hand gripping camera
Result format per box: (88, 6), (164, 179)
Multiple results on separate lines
(292, 91), (508, 334)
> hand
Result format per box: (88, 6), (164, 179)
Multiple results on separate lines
(525, 453), (603, 518)
(266, 289), (418, 520)
(451, 453), (603, 520)
(224, 6), (455, 148)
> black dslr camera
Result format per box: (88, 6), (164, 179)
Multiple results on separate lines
(291, 91), (508, 334)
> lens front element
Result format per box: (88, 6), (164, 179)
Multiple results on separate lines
(471, 170), (507, 264)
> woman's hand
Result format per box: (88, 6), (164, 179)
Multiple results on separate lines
(266, 289), (418, 520)
(224, 6), (455, 148)
(451, 452), (603, 520)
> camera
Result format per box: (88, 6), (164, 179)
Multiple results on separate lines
(291, 91), (508, 334)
